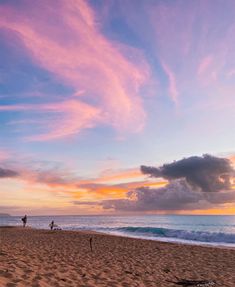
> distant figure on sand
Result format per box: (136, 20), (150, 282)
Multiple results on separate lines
(49, 220), (55, 230)
(21, 215), (27, 227)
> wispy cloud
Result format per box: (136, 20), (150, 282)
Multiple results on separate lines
(198, 56), (213, 77)
(114, 0), (235, 112)
(161, 61), (179, 105)
(0, 0), (150, 140)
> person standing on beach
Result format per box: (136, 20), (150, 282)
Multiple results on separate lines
(21, 215), (27, 227)
(49, 220), (55, 230)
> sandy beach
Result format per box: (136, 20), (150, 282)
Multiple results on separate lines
(0, 227), (234, 287)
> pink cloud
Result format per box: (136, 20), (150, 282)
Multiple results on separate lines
(0, 105), (30, 111)
(198, 56), (213, 77)
(197, 55), (220, 85)
(0, 0), (150, 140)
(0, 150), (10, 161)
(161, 61), (179, 104)
(0, 100), (101, 141)
(28, 100), (101, 141)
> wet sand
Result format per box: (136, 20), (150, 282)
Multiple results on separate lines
(0, 227), (235, 287)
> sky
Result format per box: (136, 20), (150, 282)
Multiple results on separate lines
(0, 0), (235, 216)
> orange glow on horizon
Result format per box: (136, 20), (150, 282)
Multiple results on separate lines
(1, 155), (235, 215)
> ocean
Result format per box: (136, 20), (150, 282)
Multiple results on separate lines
(1, 214), (235, 247)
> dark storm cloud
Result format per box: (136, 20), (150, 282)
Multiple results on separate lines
(94, 155), (235, 212)
(0, 167), (18, 178)
(141, 154), (234, 192)
(72, 155), (235, 212)
(100, 179), (235, 212)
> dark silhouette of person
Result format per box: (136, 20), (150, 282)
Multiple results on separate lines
(21, 215), (27, 227)
(49, 220), (55, 230)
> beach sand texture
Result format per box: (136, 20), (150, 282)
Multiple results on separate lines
(0, 227), (234, 287)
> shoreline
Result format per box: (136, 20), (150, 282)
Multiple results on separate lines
(99, 230), (235, 250)
(1, 225), (235, 250)
(1, 227), (235, 286)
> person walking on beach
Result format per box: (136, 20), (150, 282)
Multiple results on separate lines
(21, 215), (27, 227)
(49, 220), (55, 230)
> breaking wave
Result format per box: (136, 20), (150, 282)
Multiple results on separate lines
(115, 226), (235, 244)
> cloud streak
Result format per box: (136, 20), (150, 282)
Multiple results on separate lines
(161, 61), (179, 104)
(0, 100), (101, 140)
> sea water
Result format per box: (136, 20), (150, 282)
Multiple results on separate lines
(1, 214), (235, 247)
